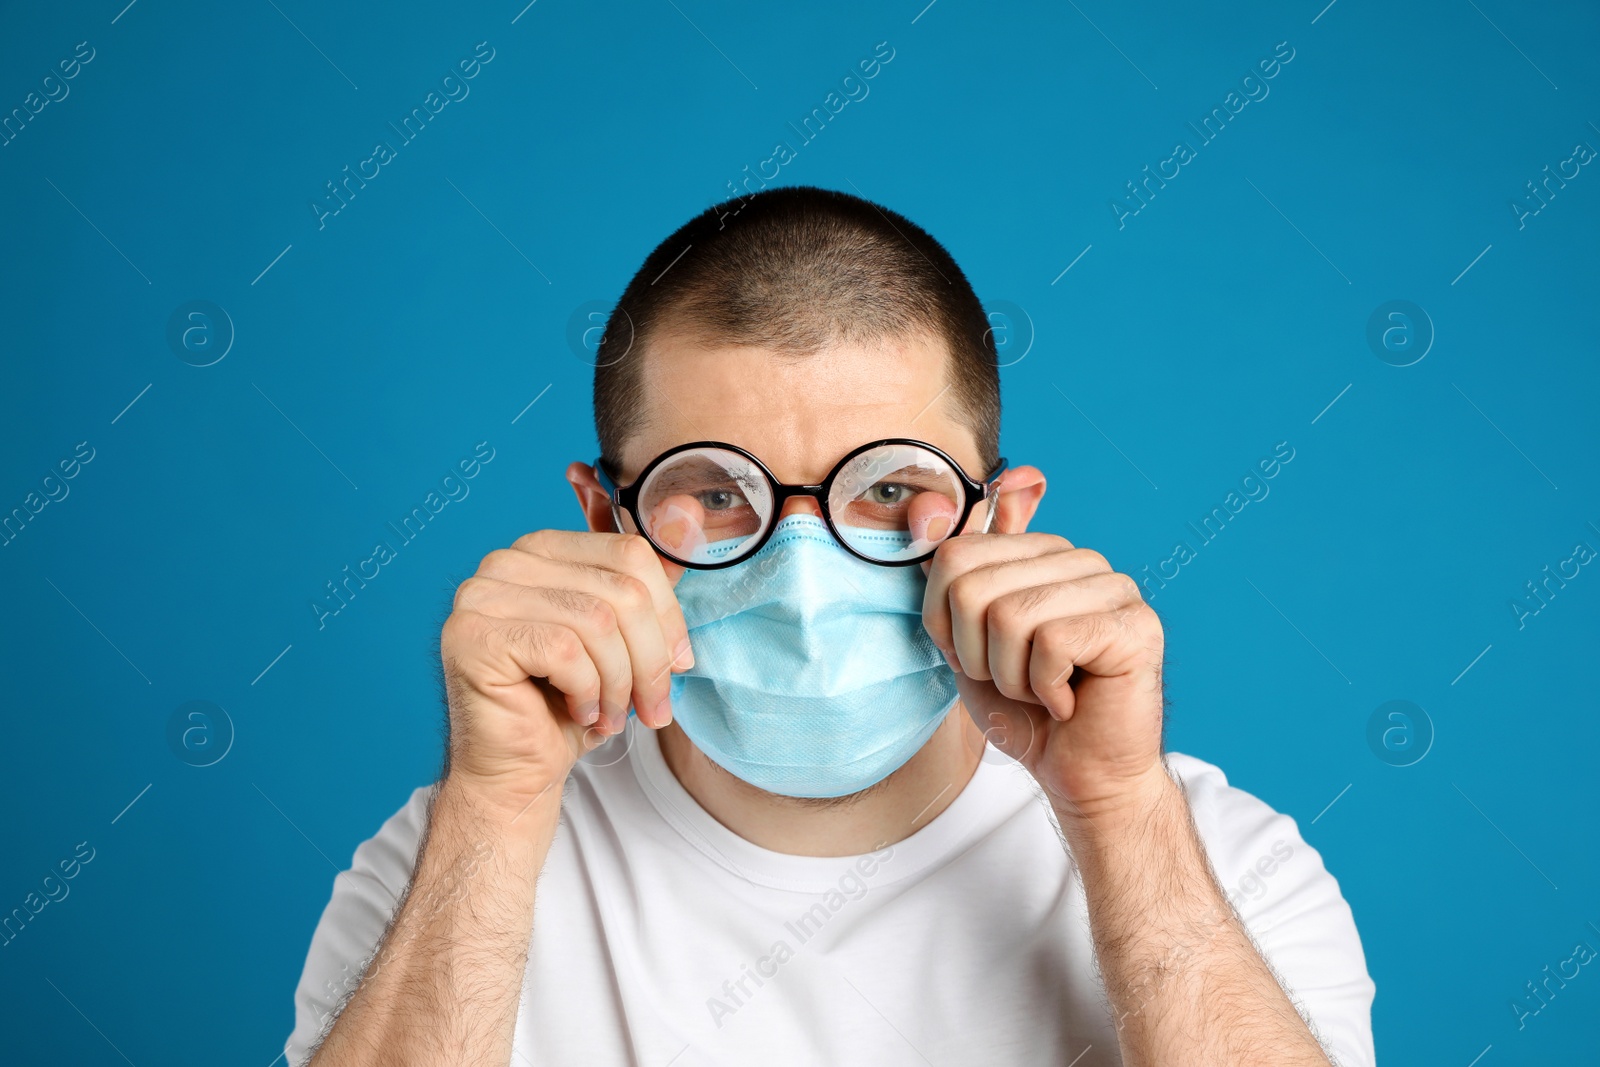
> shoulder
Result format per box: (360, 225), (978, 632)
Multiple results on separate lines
(1163, 753), (1352, 931)
(1164, 751), (1377, 1067)
(346, 783), (437, 885)
(1164, 751), (1300, 881)
(282, 783), (438, 1066)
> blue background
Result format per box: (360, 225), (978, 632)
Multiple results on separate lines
(2, 0), (1596, 1062)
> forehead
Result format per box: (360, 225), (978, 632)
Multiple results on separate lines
(623, 328), (980, 483)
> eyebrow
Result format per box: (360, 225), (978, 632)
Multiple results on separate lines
(648, 458), (761, 494)
(852, 464), (952, 489)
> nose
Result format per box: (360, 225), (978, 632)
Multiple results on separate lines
(777, 496), (824, 521)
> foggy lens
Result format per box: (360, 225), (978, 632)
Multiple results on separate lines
(637, 448), (773, 564)
(828, 444), (965, 562)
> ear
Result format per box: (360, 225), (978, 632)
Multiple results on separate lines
(986, 464), (1046, 535)
(567, 461), (616, 534)
(566, 461), (688, 585)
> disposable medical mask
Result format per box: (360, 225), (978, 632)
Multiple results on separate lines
(668, 514), (961, 798)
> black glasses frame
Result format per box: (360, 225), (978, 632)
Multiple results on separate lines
(593, 438), (1008, 569)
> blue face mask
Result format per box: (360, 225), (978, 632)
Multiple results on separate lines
(667, 514), (961, 798)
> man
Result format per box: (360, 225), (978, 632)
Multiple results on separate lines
(284, 186), (1375, 1065)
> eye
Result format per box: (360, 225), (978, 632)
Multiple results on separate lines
(698, 487), (747, 511)
(864, 483), (910, 506)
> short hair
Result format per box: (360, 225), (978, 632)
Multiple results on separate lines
(592, 185), (1000, 476)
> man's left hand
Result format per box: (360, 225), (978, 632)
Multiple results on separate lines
(921, 532), (1168, 818)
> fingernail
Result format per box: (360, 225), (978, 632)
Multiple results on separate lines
(652, 696), (673, 728)
(576, 700), (600, 726)
(943, 648), (960, 673)
(674, 637), (695, 671)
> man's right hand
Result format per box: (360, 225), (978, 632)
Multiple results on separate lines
(308, 529), (691, 1065)
(439, 530), (693, 823)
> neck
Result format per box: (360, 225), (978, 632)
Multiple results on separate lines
(656, 706), (985, 857)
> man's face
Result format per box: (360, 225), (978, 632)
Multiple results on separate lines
(612, 325), (989, 545)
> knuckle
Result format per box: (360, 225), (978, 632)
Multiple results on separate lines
(549, 626), (584, 666)
(933, 536), (976, 572)
(453, 576), (490, 612)
(528, 627), (579, 668)
(1037, 619), (1077, 658)
(987, 592), (1025, 634)
(612, 533), (656, 571)
(1073, 547), (1111, 573)
(512, 529), (554, 556)
(477, 547), (519, 578)
(583, 595), (618, 635)
(1131, 603), (1164, 642)
(607, 572), (653, 614)
(440, 609), (474, 649)
(947, 573), (984, 618)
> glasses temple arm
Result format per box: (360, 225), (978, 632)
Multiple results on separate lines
(974, 458), (1008, 534)
(592, 458), (620, 497)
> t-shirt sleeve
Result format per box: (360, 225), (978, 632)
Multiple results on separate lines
(280, 783), (437, 1067)
(1167, 752), (1377, 1067)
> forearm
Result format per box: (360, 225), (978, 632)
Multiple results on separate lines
(308, 777), (559, 1067)
(1058, 767), (1329, 1067)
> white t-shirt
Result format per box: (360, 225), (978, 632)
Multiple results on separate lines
(284, 722), (1376, 1066)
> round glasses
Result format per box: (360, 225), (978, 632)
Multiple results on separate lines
(594, 439), (1008, 569)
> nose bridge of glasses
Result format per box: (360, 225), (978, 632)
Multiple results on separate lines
(774, 483), (826, 521)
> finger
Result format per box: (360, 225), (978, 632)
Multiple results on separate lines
(507, 530), (694, 672)
(648, 494), (708, 560)
(908, 490), (958, 546)
(580, 567), (678, 729)
(922, 533), (1078, 656)
(488, 532), (692, 679)
(454, 577), (630, 728)
(987, 572), (1142, 700)
(448, 609), (603, 727)
(462, 572), (669, 731)
(935, 543), (1110, 678)
(952, 551), (1117, 681)
(1028, 617), (1084, 721)
(1028, 608), (1160, 720)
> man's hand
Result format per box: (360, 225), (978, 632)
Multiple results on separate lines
(924, 529), (1333, 1066)
(921, 531), (1167, 818)
(308, 530), (692, 1066)
(442, 530), (693, 823)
